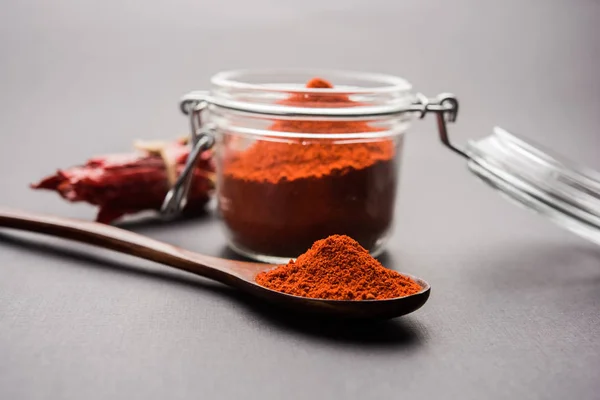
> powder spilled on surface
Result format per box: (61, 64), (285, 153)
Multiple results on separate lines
(255, 235), (422, 300)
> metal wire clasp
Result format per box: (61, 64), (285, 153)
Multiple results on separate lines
(161, 95), (215, 219)
(410, 93), (466, 158)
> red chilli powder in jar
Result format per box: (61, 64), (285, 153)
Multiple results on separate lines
(219, 78), (400, 258)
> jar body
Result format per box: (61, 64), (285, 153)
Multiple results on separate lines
(211, 110), (407, 262)
(203, 69), (413, 262)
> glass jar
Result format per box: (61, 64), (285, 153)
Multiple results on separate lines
(164, 69), (437, 262)
(212, 70), (416, 262)
(163, 68), (600, 262)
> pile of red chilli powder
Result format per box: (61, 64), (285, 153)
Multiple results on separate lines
(256, 235), (421, 300)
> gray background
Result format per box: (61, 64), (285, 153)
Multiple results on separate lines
(1, 0), (599, 399)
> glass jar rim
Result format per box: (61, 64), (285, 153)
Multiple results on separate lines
(184, 69), (419, 121)
(210, 68), (413, 94)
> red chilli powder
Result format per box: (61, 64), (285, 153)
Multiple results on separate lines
(255, 235), (422, 300)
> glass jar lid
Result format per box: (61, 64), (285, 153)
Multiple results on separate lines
(466, 126), (600, 245)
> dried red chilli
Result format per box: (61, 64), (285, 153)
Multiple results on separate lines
(31, 138), (215, 223)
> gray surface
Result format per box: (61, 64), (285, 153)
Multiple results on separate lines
(1, 0), (599, 399)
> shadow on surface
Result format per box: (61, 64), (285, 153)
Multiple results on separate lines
(0, 232), (425, 349)
(236, 299), (424, 348)
(114, 208), (213, 232)
(219, 245), (253, 262)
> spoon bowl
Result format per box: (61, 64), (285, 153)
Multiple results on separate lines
(0, 208), (430, 319)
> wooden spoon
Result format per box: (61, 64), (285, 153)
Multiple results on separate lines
(0, 208), (430, 319)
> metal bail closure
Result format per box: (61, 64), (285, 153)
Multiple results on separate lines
(410, 93), (465, 158)
(160, 95), (215, 219)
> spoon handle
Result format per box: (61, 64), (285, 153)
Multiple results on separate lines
(0, 208), (245, 286)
